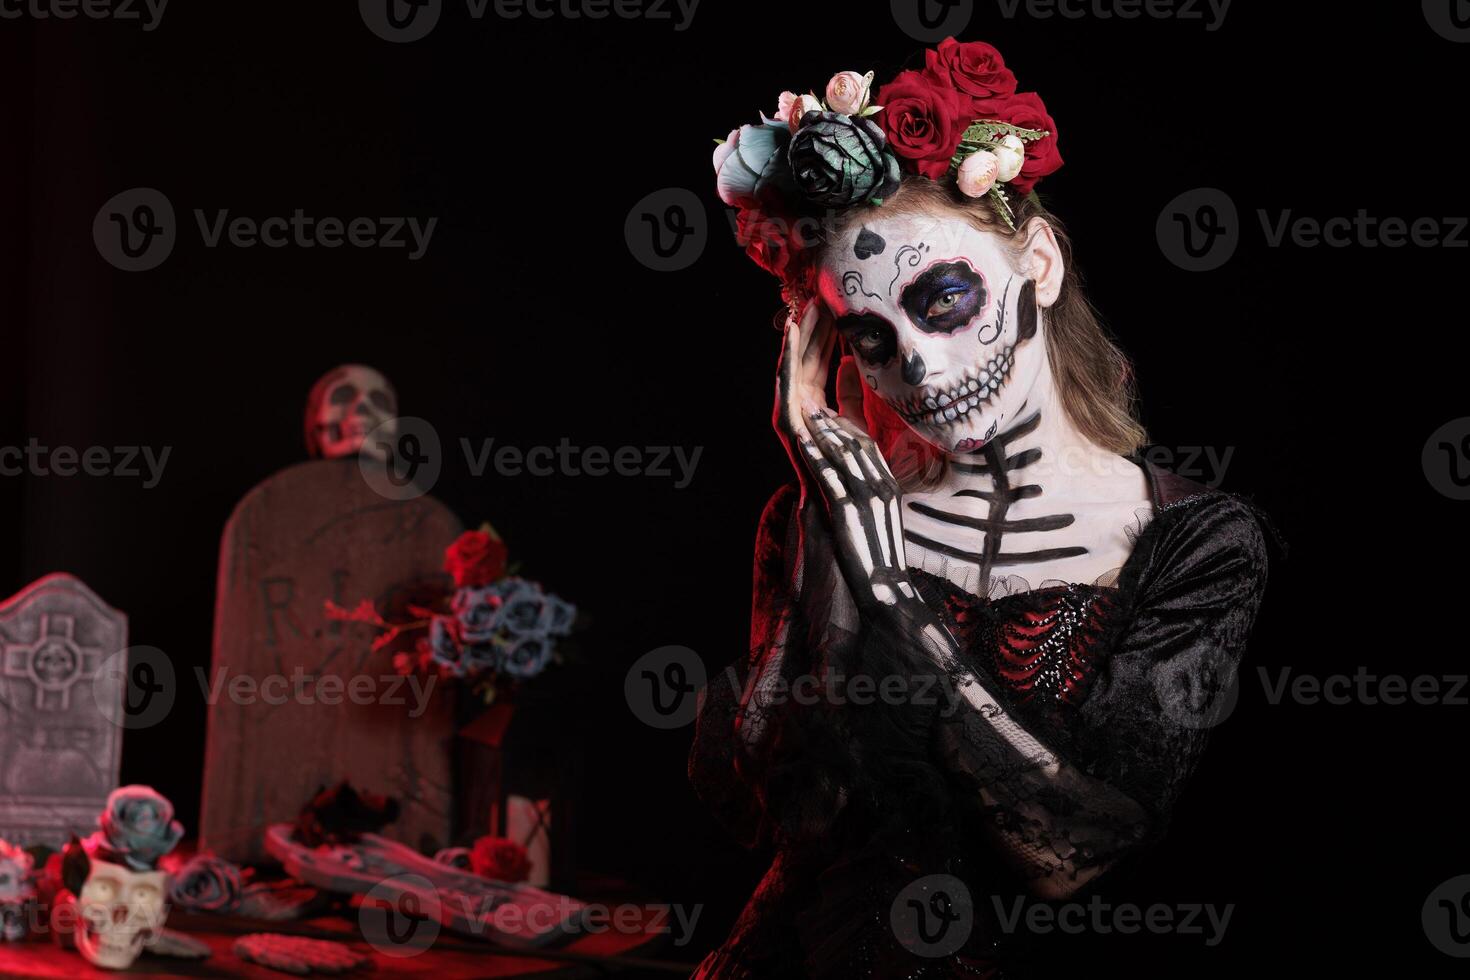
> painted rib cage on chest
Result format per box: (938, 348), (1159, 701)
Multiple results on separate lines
(903, 410), (1088, 587)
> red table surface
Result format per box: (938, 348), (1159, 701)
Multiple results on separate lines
(0, 880), (696, 978)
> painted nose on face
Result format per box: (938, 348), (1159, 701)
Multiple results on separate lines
(901, 350), (927, 387)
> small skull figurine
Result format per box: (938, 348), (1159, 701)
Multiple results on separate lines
(304, 364), (398, 462)
(0, 840), (35, 941)
(73, 856), (168, 969)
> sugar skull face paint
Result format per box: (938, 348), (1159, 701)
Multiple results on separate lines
(817, 214), (1047, 454)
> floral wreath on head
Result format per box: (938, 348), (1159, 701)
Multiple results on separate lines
(713, 37), (1063, 312)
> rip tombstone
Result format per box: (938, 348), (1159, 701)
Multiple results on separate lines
(0, 574), (127, 848)
(200, 371), (461, 863)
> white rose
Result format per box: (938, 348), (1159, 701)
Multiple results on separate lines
(994, 134), (1026, 183)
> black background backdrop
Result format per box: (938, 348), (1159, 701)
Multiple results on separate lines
(1, 1), (1467, 974)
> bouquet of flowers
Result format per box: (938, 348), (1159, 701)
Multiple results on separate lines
(327, 525), (578, 703)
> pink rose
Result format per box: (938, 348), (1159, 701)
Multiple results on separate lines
(824, 70), (872, 115)
(956, 150), (999, 197)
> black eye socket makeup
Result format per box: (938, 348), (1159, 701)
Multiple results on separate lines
(834, 312), (898, 365)
(899, 260), (988, 335)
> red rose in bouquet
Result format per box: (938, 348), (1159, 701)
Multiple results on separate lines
(444, 530), (508, 588)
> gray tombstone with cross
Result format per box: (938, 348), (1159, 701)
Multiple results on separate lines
(0, 573), (127, 848)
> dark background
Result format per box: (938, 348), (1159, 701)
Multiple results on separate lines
(1, 1), (1466, 974)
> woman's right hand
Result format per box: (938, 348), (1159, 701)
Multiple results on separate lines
(773, 300), (836, 507)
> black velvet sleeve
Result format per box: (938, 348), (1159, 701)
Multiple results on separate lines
(1066, 491), (1270, 834)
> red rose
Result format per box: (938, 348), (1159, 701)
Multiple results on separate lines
(735, 206), (808, 281)
(875, 70), (967, 180)
(469, 836), (532, 883)
(444, 530), (508, 589)
(922, 37), (1018, 105)
(977, 91), (1062, 195)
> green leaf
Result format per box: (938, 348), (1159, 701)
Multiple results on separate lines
(860, 104), (883, 117)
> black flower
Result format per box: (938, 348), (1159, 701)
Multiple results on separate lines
(788, 111), (901, 208)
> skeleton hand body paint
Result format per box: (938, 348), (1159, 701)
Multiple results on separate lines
(814, 213), (1149, 598)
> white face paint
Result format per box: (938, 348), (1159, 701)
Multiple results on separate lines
(816, 213), (1046, 454)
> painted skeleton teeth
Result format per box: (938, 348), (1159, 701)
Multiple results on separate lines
(890, 349), (1018, 428)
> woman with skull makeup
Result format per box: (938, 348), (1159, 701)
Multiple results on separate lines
(691, 41), (1267, 979)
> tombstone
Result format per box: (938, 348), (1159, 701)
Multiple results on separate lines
(0, 574), (126, 848)
(200, 453), (462, 864)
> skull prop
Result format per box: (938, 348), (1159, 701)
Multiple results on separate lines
(304, 364), (398, 461)
(0, 840), (34, 941)
(73, 856), (168, 969)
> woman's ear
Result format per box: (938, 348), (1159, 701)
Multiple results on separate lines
(1018, 217), (1064, 308)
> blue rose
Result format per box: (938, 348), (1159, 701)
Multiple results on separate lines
(713, 117), (795, 209)
(451, 586), (501, 644)
(499, 635), (553, 679)
(97, 785), (183, 871)
(428, 616), (465, 676)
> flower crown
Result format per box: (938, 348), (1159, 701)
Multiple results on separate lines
(713, 37), (1062, 289)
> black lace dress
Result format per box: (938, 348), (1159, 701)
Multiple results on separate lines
(688, 460), (1268, 978)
